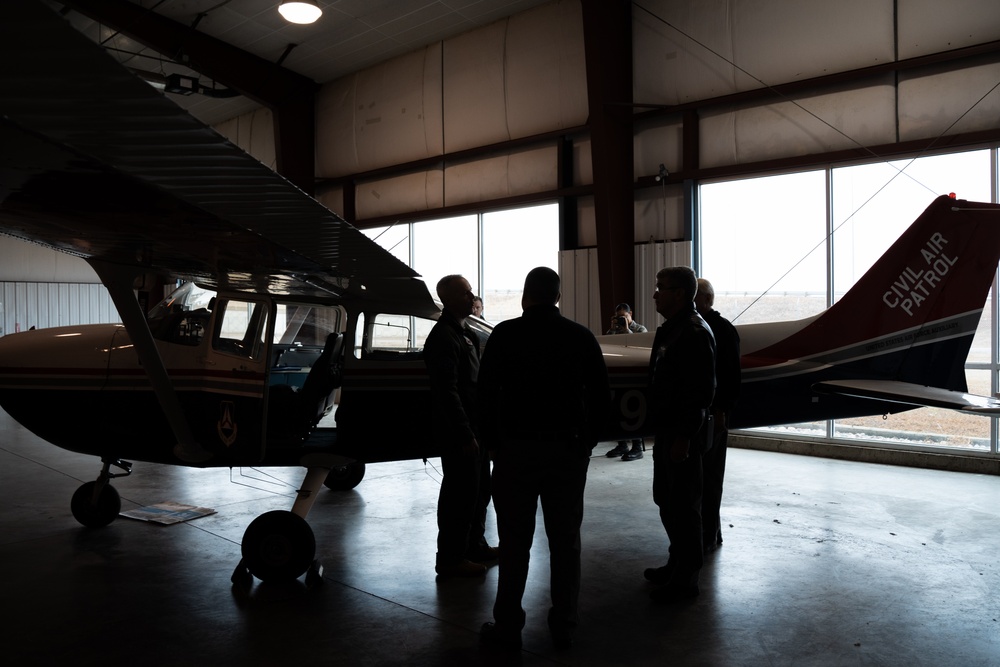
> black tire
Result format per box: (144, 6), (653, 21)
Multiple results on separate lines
(323, 462), (365, 491)
(241, 510), (316, 582)
(70, 481), (121, 528)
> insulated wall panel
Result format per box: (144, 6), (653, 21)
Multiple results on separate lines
(317, 44), (444, 176)
(898, 0), (1000, 59)
(318, 187), (345, 220)
(505, 0), (588, 138)
(699, 79), (898, 168)
(634, 121), (683, 179)
(213, 107), (276, 170)
(316, 75), (361, 175)
(443, 144), (558, 207)
(354, 170), (445, 220)
(898, 61), (1000, 140)
(354, 47), (444, 170)
(634, 0), (738, 104)
(443, 21), (511, 152)
(634, 0), (894, 106)
(634, 184), (685, 243)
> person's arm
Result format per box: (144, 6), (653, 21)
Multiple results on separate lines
(424, 329), (476, 447)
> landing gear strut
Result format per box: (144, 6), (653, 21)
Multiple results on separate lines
(71, 458), (132, 528)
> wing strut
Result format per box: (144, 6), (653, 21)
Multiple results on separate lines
(89, 260), (212, 463)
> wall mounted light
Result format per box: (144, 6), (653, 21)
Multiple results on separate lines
(279, 1), (322, 25)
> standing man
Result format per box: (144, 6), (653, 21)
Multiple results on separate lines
(424, 274), (497, 578)
(479, 267), (610, 650)
(604, 303), (648, 461)
(695, 278), (741, 553)
(644, 266), (716, 602)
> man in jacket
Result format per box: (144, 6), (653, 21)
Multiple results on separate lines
(695, 278), (741, 553)
(644, 266), (716, 602)
(424, 274), (497, 578)
(478, 266), (610, 650)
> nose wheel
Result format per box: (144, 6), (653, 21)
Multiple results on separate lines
(70, 458), (132, 528)
(234, 510), (318, 584)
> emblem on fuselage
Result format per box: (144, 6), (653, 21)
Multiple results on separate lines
(217, 401), (238, 447)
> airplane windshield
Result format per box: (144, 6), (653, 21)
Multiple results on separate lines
(147, 283), (217, 346)
(148, 283), (216, 319)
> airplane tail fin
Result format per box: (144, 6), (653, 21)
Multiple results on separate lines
(750, 195), (1000, 391)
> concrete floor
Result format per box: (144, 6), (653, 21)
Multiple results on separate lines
(2, 407), (998, 667)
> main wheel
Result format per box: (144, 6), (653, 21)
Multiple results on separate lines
(241, 510), (316, 582)
(323, 461), (365, 491)
(71, 481), (121, 528)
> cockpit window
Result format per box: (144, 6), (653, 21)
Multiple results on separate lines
(273, 303), (343, 346)
(213, 298), (268, 359)
(148, 283), (216, 346)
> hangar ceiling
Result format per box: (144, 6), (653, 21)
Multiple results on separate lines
(49, 0), (552, 126)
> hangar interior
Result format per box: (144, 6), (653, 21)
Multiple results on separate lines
(2, 1), (1000, 664)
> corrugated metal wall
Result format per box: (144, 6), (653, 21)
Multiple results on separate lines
(633, 240), (692, 331)
(0, 282), (118, 337)
(559, 240), (691, 334)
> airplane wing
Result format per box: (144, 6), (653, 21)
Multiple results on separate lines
(0, 0), (435, 314)
(812, 379), (1000, 415)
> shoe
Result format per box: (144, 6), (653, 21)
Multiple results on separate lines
(649, 582), (700, 603)
(547, 612), (574, 650)
(480, 622), (522, 651)
(605, 443), (629, 457)
(435, 559), (487, 577)
(621, 446), (644, 461)
(466, 544), (499, 563)
(643, 563), (673, 585)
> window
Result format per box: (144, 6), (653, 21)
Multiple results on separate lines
(148, 282), (215, 346)
(354, 311), (436, 360)
(482, 204), (559, 323)
(700, 171), (827, 325)
(361, 203), (560, 324)
(273, 303), (343, 346)
(412, 215), (479, 299)
(213, 298), (268, 360)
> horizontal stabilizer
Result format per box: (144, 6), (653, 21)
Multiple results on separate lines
(813, 379), (1000, 415)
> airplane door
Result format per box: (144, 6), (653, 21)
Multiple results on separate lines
(197, 295), (270, 464)
(336, 310), (437, 462)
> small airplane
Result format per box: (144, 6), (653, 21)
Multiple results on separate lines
(2, 0), (1000, 586)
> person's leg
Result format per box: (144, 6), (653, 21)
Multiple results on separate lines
(466, 445), (497, 561)
(436, 449), (485, 576)
(540, 453), (589, 637)
(651, 453), (703, 600)
(702, 426), (728, 549)
(490, 450), (539, 632)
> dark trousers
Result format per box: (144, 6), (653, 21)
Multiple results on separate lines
(702, 419), (729, 546)
(437, 444), (491, 564)
(652, 437), (704, 585)
(491, 439), (590, 631)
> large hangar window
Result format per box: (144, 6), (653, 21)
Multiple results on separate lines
(361, 203), (559, 325)
(699, 148), (999, 455)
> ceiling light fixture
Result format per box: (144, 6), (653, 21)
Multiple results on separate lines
(278, 1), (322, 25)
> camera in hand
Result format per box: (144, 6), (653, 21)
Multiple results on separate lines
(615, 316), (627, 327)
